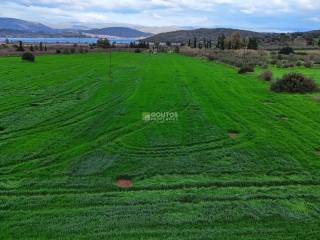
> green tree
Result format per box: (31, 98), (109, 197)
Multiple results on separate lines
(305, 37), (314, 46)
(279, 46), (294, 55)
(97, 38), (111, 48)
(224, 37), (232, 50)
(29, 45), (34, 51)
(39, 42), (43, 51)
(247, 37), (258, 50)
(280, 33), (290, 46)
(193, 37), (197, 48)
(216, 34), (225, 50)
(16, 41), (24, 52)
(230, 32), (241, 49)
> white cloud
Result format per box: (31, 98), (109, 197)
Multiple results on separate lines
(0, 0), (320, 30)
(309, 17), (320, 22)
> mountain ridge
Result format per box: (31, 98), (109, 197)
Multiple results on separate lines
(0, 17), (60, 34)
(144, 28), (277, 43)
(1, 18), (319, 41)
(83, 27), (152, 38)
(143, 27), (320, 43)
(0, 18), (151, 38)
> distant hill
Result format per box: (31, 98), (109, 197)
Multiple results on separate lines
(295, 30), (320, 38)
(0, 18), (151, 38)
(0, 29), (28, 35)
(0, 17), (60, 34)
(83, 27), (152, 38)
(144, 28), (277, 43)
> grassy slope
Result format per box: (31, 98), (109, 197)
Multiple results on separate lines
(0, 52), (320, 239)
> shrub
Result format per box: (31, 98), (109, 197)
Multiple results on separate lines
(97, 38), (110, 48)
(70, 48), (76, 54)
(260, 70), (273, 81)
(56, 49), (61, 54)
(296, 61), (303, 67)
(235, 62), (242, 68)
(238, 65), (254, 74)
(282, 63), (290, 68)
(63, 49), (70, 54)
(180, 48), (269, 67)
(21, 52), (35, 62)
(279, 47), (294, 55)
(296, 52), (307, 56)
(174, 46), (180, 53)
(304, 61), (313, 68)
(134, 48), (142, 53)
(270, 59), (277, 65)
(271, 73), (317, 93)
(207, 53), (215, 61)
(16, 41), (25, 52)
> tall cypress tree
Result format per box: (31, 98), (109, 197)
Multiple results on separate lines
(247, 37), (258, 50)
(17, 41), (24, 52)
(217, 34), (226, 50)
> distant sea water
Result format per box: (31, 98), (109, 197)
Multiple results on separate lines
(0, 37), (136, 44)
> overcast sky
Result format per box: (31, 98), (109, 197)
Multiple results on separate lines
(1, 0), (320, 32)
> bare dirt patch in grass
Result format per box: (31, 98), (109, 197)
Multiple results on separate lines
(228, 130), (239, 139)
(117, 179), (133, 188)
(315, 148), (320, 156)
(276, 114), (289, 121)
(263, 100), (274, 105)
(30, 102), (41, 107)
(313, 96), (320, 102)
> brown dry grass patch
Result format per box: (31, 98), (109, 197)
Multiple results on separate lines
(315, 148), (320, 156)
(228, 130), (239, 139)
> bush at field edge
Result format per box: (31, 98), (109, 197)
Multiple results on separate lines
(271, 73), (317, 93)
(21, 52), (35, 62)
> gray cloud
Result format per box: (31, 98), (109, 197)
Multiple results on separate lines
(1, 0), (320, 30)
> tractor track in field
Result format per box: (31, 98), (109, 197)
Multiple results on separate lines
(0, 79), (138, 142)
(0, 64), (95, 105)
(0, 108), (141, 170)
(0, 70), (99, 108)
(2, 194), (320, 213)
(106, 63), (242, 158)
(0, 60), (113, 108)
(0, 74), (99, 113)
(112, 139), (236, 157)
(116, 136), (228, 151)
(1, 178), (320, 197)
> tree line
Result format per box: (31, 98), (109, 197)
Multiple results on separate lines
(16, 41), (47, 52)
(188, 32), (259, 50)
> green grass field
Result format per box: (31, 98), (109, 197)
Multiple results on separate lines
(1, 52), (320, 239)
